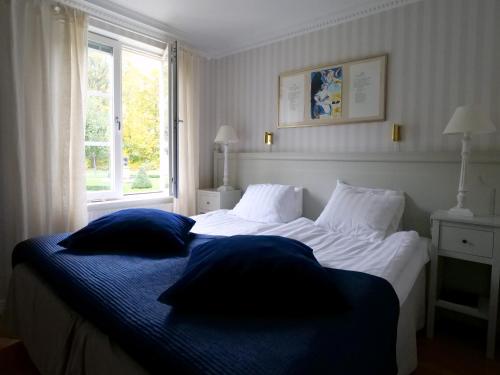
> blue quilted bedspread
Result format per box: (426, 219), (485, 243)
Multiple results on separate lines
(12, 233), (399, 375)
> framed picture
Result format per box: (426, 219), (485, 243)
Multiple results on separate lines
(278, 55), (387, 128)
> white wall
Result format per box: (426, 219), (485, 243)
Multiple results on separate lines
(206, 0), (499, 161)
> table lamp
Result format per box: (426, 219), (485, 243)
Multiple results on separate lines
(214, 125), (239, 191)
(443, 105), (496, 217)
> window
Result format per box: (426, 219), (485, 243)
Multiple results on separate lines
(85, 33), (171, 200)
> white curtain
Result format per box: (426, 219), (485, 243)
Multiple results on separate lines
(0, 0), (88, 301)
(174, 46), (202, 216)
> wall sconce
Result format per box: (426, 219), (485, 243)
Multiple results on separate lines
(391, 124), (402, 142)
(264, 131), (273, 145)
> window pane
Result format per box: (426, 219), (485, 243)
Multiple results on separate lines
(85, 145), (111, 191)
(86, 39), (114, 195)
(122, 50), (165, 195)
(85, 96), (111, 142)
(161, 58), (170, 192)
(88, 45), (112, 93)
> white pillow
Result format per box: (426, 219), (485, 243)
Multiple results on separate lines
(231, 184), (301, 223)
(315, 181), (405, 242)
(337, 181), (405, 235)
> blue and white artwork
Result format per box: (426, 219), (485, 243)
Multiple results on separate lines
(310, 66), (342, 120)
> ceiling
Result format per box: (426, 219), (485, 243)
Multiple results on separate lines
(84, 0), (416, 58)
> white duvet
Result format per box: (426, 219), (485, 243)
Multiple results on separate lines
(191, 210), (429, 305)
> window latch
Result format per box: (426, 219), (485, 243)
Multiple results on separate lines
(115, 116), (121, 131)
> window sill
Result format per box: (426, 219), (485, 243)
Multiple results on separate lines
(87, 193), (173, 211)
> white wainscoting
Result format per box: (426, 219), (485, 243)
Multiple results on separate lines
(214, 151), (500, 237)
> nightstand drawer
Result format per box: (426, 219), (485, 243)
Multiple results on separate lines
(439, 225), (493, 258)
(198, 192), (220, 212)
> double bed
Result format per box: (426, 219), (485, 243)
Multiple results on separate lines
(3, 203), (429, 375)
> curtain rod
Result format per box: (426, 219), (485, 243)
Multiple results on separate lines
(57, 0), (176, 44)
(89, 17), (168, 47)
(57, 0), (210, 58)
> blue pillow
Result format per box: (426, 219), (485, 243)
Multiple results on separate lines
(58, 208), (195, 253)
(158, 235), (342, 314)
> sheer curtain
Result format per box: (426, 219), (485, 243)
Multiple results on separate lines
(0, 0), (88, 301)
(174, 46), (202, 216)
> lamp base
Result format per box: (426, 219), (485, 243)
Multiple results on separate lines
(217, 185), (235, 192)
(448, 206), (474, 217)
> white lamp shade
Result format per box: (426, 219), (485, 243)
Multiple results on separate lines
(443, 106), (496, 135)
(214, 125), (239, 144)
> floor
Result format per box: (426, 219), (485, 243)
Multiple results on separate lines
(1, 319), (500, 374)
(415, 318), (500, 375)
(0, 337), (39, 375)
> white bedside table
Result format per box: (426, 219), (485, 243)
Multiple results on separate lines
(197, 188), (241, 214)
(427, 210), (500, 358)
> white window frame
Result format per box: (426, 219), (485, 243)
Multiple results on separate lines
(86, 33), (122, 201)
(86, 32), (169, 202)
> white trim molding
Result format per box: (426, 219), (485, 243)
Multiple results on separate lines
(60, 0), (423, 59)
(60, 0), (177, 42)
(87, 193), (173, 211)
(58, 0), (209, 58)
(214, 151), (500, 167)
(213, 0), (424, 58)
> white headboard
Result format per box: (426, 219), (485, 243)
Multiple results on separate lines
(213, 151), (500, 237)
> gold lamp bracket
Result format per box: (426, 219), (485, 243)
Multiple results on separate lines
(392, 124), (402, 142)
(264, 131), (273, 145)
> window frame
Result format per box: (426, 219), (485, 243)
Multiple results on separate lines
(86, 32), (170, 201)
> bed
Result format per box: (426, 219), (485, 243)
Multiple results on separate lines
(3, 212), (428, 375)
(3, 181), (429, 375)
(191, 210), (429, 374)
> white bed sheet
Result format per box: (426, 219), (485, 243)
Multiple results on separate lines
(191, 209), (284, 236)
(191, 210), (429, 305)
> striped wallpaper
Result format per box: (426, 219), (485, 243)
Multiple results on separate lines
(206, 0), (500, 160)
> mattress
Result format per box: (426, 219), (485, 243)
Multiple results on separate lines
(191, 210), (430, 305)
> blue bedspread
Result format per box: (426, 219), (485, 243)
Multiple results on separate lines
(12, 233), (399, 375)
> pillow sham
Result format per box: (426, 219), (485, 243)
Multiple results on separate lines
(158, 235), (341, 314)
(315, 181), (405, 242)
(230, 184), (300, 223)
(58, 208), (195, 253)
(342, 182), (405, 235)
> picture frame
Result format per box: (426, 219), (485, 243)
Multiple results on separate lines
(278, 54), (387, 128)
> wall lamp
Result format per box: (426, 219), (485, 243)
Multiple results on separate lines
(264, 131), (273, 145)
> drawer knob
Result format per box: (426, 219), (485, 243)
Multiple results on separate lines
(206, 201), (210, 205)
(462, 239), (468, 244)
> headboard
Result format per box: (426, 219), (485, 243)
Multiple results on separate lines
(213, 151), (500, 237)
